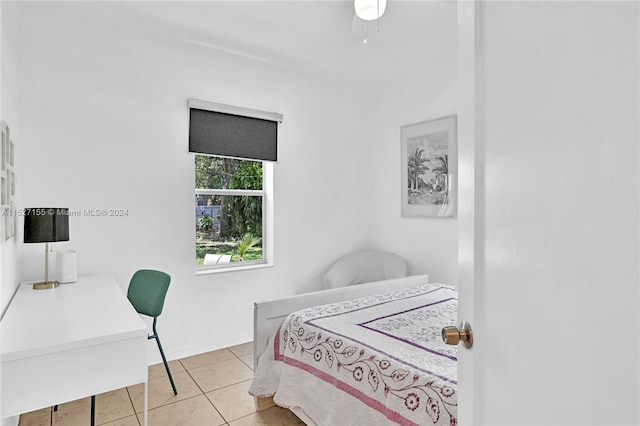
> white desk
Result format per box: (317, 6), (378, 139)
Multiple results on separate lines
(1, 275), (148, 423)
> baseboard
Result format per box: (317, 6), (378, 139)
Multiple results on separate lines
(0, 415), (19, 426)
(145, 334), (254, 365)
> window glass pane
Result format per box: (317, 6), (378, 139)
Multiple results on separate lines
(195, 154), (262, 190)
(195, 194), (263, 266)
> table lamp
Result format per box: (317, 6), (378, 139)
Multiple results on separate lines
(24, 208), (69, 290)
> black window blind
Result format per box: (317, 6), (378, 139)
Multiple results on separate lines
(188, 101), (281, 162)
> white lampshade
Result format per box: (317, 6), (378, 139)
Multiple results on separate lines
(354, 0), (387, 21)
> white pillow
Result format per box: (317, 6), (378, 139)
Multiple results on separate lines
(322, 250), (408, 290)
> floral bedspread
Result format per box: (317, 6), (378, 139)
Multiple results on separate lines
(249, 283), (458, 426)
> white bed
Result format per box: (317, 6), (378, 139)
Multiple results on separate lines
(252, 274), (430, 370)
(249, 275), (458, 426)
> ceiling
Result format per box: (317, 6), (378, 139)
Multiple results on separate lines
(22, 1), (457, 91)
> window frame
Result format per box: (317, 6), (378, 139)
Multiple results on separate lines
(194, 157), (273, 275)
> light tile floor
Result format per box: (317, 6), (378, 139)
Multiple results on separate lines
(18, 342), (304, 426)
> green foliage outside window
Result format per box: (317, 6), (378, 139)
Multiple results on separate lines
(197, 215), (214, 231)
(195, 154), (263, 265)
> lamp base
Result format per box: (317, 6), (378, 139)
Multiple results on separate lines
(33, 281), (60, 290)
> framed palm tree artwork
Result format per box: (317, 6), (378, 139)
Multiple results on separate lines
(401, 115), (457, 218)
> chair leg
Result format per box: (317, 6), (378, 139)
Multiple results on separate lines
(150, 317), (177, 395)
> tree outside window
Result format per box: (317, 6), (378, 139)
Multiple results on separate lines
(195, 154), (264, 266)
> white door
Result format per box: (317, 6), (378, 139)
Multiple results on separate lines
(456, 1), (639, 425)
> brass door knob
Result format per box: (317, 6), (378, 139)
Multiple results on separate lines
(442, 321), (473, 349)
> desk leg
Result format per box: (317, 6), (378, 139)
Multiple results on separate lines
(90, 395), (95, 426)
(143, 380), (148, 426)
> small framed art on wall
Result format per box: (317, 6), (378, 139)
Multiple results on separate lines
(401, 114), (457, 218)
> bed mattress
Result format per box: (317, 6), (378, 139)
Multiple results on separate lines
(249, 283), (458, 426)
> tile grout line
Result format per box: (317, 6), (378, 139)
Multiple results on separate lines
(124, 387), (142, 426)
(218, 349), (257, 425)
(20, 345), (254, 426)
(55, 393), (140, 426)
(181, 350), (254, 425)
(181, 359), (229, 424)
(127, 363), (196, 416)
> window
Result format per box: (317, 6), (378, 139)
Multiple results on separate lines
(195, 155), (267, 268)
(188, 99), (281, 272)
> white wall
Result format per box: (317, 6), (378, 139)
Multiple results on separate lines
(0, 0), (20, 317)
(13, 2), (458, 362)
(367, 2), (459, 283)
(1, 2), (22, 424)
(369, 85), (459, 283)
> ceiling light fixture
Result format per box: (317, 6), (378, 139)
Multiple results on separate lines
(354, 0), (387, 21)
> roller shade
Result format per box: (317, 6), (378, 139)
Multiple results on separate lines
(188, 99), (282, 162)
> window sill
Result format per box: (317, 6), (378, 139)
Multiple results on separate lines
(195, 261), (274, 276)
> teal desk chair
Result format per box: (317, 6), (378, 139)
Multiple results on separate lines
(127, 269), (177, 395)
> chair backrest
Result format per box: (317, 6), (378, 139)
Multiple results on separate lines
(127, 269), (171, 318)
(322, 250), (408, 290)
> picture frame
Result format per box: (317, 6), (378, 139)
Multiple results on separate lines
(9, 140), (14, 167)
(401, 114), (457, 218)
(5, 172), (10, 204)
(1, 175), (6, 206)
(1, 122), (6, 172)
(4, 206), (10, 241)
(10, 201), (15, 237)
(0, 120), (15, 241)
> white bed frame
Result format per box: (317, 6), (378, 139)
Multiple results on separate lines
(252, 274), (429, 370)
